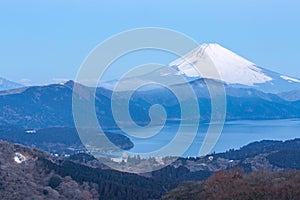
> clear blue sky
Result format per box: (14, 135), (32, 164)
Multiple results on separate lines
(0, 0), (299, 85)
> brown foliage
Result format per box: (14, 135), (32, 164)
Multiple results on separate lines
(163, 168), (300, 200)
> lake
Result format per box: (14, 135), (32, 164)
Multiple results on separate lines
(112, 118), (300, 157)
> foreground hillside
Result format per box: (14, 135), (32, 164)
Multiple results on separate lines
(0, 141), (164, 200)
(1, 138), (300, 199)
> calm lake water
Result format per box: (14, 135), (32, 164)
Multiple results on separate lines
(111, 119), (300, 157)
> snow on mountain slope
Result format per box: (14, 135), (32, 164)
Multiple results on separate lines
(169, 43), (273, 86)
(280, 75), (300, 83)
(167, 43), (300, 93)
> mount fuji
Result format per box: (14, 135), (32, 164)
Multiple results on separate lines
(103, 43), (300, 95)
(168, 43), (300, 93)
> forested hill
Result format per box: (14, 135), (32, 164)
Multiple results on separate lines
(1, 138), (300, 199)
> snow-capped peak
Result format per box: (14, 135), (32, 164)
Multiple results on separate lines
(169, 43), (272, 86)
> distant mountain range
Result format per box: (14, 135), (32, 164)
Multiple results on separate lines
(0, 79), (299, 129)
(0, 77), (23, 91)
(1, 43), (300, 129)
